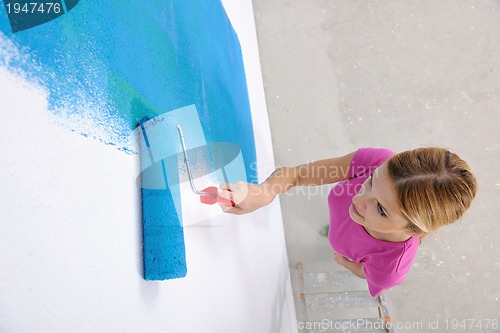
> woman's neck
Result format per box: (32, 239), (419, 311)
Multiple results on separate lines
(363, 227), (412, 243)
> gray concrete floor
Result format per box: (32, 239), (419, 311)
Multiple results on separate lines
(252, 0), (500, 331)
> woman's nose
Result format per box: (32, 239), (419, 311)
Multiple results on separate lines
(353, 188), (369, 208)
(352, 193), (363, 207)
(356, 180), (369, 196)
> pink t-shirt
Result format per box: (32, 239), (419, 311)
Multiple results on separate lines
(328, 147), (420, 297)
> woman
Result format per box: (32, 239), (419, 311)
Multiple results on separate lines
(217, 147), (477, 296)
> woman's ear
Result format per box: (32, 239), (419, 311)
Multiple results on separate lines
(405, 223), (426, 238)
(404, 227), (426, 245)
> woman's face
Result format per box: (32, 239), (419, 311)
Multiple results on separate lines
(350, 163), (411, 241)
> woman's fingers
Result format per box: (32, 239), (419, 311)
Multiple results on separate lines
(220, 203), (234, 213)
(218, 182), (248, 204)
(333, 252), (343, 265)
(219, 182), (232, 191)
(217, 183), (237, 206)
(217, 181), (271, 215)
(218, 182), (250, 214)
(220, 205), (243, 215)
(217, 188), (234, 201)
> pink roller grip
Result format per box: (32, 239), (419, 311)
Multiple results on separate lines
(200, 186), (236, 207)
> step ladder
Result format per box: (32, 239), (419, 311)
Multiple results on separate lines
(296, 263), (395, 333)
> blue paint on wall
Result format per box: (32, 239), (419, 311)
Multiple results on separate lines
(0, 0), (258, 279)
(0, 0), (257, 183)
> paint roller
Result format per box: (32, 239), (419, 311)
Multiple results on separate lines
(139, 116), (186, 281)
(176, 125), (236, 207)
(138, 105), (240, 281)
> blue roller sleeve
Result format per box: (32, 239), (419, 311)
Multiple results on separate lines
(140, 117), (186, 280)
(142, 187), (186, 280)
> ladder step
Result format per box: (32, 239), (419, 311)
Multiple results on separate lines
(305, 291), (380, 321)
(303, 271), (369, 293)
(306, 307), (381, 322)
(306, 291), (379, 309)
(296, 263), (394, 332)
(306, 317), (387, 333)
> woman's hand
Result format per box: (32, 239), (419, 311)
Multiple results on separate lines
(217, 181), (277, 215)
(333, 252), (350, 267)
(333, 252), (366, 279)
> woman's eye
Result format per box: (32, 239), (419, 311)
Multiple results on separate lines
(378, 203), (387, 217)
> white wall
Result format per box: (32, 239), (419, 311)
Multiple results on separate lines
(0, 1), (297, 332)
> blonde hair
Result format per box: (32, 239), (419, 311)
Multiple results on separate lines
(386, 148), (477, 236)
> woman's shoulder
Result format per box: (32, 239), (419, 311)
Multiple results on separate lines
(368, 237), (420, 275)
(349, 147), (396, 178)
(363, 238), (419, 296)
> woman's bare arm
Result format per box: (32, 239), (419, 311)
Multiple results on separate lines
(219, 151), (356, 214)
(334, 253), (366, 279)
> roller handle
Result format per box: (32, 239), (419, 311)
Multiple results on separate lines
(200, 186), (236, 207)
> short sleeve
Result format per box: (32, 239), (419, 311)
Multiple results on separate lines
(348, 147), (396, 179)
(363, 265), (405, 297)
